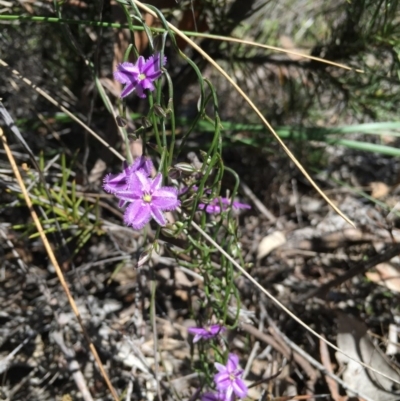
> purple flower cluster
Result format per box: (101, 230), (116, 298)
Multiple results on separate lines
(114, 53), (166, 98)
(181, 186), (251, 214)
(188, 324), (226, 343)
(202, 353), (248, 401)
(103, 156), (180, 230)
(198, 197), (251, 214)
(213, 354), (248, 401)
(188, 325), (248, 401)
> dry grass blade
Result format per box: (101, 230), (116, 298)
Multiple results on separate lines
(133, 0), (355, 228)
(190, 33), (364, 73)
(0, 128), (119, 401)
(319, 337), (346, 401)
(52, 331), (94, 401)
(0, 58), (124, 162)
(0, 334), (33, 375)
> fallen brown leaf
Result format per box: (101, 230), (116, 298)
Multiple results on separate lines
(366, 263), (400, 293)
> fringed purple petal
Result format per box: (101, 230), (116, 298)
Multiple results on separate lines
(150, 173), (163, 191)
(133, 156), (153, 176)
(115, 189), (141, 202)
(146, 69), (163, 80)
(130, 155), (153, 177)
(232, 201), (251, 210)
(188, 327), (207, 343)
(192, 334), (202, 343)
(141, 79), (156, 91)
(124, 201), (151, 229)
(214, 371), (230, 388)
(224, 387), (233, 401)
(226, 354), (239, 371)
(142, 157), (153, 176)
(120, 81), (137, 98)
(188, 327), (207, 335)
(188, 325), (225, 342)
(150, 205), (167, 226)
(130, 156), (144, 172)
(114, 62), (138, 84)
(152, 188), (180, 211)
(103, 171), (128, 193)
(201, 392), (220, 401)
(133, 170), (151, 192)
(232, 378), (248, 398)
(143, 53), (166, 78)
(136, 56), (145, 72)
(201, 392), (227, 401)
(209, 325), (226, 335)
(135, 84), (146, 98)
(214, 363), (226, 373)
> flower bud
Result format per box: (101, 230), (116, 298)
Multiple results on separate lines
(141, 116), (152, 128)
(152, 104), (167, 118)
(137, 249), (152, 268)
(174, 163), (197, 173)
(168, 168), (181, 180)
(116, 116), (127, 127)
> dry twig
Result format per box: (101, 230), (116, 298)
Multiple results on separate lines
(52, 331), (94, 401)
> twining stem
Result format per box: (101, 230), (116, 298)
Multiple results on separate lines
(186, 213), (400, 387)
(133, 0), (354, 227)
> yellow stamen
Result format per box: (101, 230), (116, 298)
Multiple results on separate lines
(138, 73), (146, 81)
(143, 194), (152, 203)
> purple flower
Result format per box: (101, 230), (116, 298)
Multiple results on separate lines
(115, 170), (180, 230)
(188, 324), (226, 343)
(103, 156), (153, 207)
(201, 392), (231, 401)
(198, 197), (251, 214)
(114, 53), (167, 98)
(103, 156), (153, 194)
(214, 354), (248, 400)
